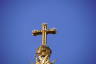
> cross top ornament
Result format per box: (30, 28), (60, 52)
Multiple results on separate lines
(32, 23), (56, 46)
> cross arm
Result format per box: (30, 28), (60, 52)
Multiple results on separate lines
(47, 28), (56, 34)
(32, 30), (42, 36)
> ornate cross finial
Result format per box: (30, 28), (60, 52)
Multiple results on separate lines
(32, 23), (57, 64)
(32, 23), (56, 46)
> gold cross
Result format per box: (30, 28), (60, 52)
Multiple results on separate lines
(32, 23), (56, 46)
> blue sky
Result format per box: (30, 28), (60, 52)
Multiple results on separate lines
(1, 0), (96, 64)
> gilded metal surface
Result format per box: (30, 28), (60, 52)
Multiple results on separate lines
(32, 23), (56, 64)
(36, 45), (52, 57)
(32, 23), (56, 46)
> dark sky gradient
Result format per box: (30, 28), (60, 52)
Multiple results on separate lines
(0, 0), (96, 64)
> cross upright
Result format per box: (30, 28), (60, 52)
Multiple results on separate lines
(32, 23), (56, 46)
